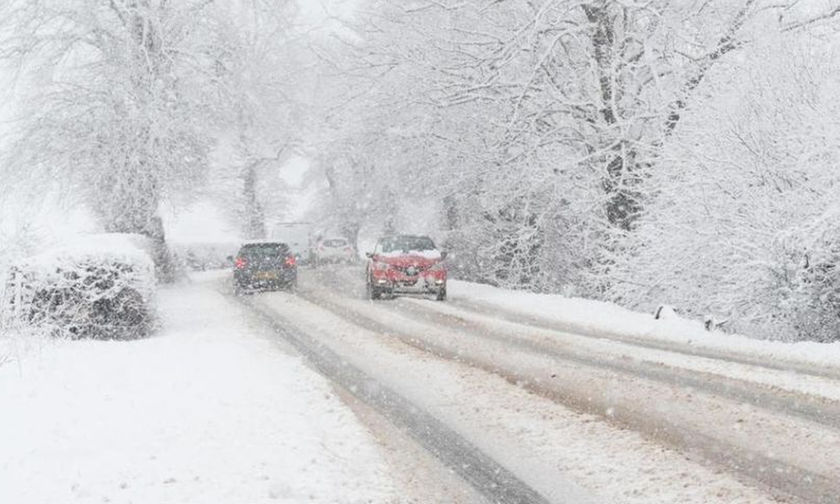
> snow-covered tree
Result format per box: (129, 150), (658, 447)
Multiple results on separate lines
(0, 0), (302, 276)
(206, 0), (302, 239)
(313, 0), (840, 302)
(609, 34), (840, 340)
(0, 0), (233, 278)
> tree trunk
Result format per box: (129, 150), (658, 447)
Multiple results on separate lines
(583, 2), (642, 231)
(243, 165), (265, 239)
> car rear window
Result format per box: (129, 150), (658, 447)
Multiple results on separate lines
(323, 239), (347, 247)
(239, 243), (289, 257)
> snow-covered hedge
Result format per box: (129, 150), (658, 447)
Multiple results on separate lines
(1, 234), (156, 340)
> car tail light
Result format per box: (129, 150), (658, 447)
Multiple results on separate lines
(235, 257), (247, 269)
(285, 255), (296, 267)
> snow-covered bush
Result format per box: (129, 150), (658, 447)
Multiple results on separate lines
(769, 210), (840, 342)
(1, 234), (156, 340)
(0, 211), (41, 363)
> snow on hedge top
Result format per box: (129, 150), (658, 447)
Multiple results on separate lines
(9, 233), (156, 299)
(18, 233), (154, 273)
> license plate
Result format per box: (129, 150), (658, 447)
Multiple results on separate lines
(255, 271), (278, 280)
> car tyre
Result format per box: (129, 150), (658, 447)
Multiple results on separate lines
(435, 288), (447, 301)
(366, 280), (381, 300)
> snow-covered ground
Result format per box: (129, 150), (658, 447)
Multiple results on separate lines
(0, 273), (395, 504)
(4, 263), (838, 504)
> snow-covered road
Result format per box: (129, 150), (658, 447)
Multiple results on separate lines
(239, 292), (562, 504)
(244, 264), (840, 504)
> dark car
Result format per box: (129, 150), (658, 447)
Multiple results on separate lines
(232, 241), (297, 294)
(365, 234), (447, 301)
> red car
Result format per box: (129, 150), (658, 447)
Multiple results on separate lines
(365, 235), (447, 301)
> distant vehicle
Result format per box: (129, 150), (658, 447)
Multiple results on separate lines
(171, 241), (240, 272)
(365, 234), (447, 301)
(313, 236), (355, 265)
(271, 222), (312, 264)
(231, 241), (297, 294)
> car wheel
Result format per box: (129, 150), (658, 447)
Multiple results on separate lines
(435, 288), (447, 301)
(366, 280), (381, 300)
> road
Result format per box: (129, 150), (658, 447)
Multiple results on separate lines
(231, 264), (840, 504)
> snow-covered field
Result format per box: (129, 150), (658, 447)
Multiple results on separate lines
(0, 274), (395, 504)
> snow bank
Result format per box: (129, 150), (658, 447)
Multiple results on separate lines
(449, 280), (840, 369)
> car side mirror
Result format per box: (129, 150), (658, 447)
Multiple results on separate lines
(440, 251), (448, 260)
(365, 252), (374, 259)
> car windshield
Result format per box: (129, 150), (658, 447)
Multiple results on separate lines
(379, 236), (436, 253)
(240, 243), (288, 257)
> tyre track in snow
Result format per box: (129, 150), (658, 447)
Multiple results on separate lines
(330, 263), (840, 383)
(295, 269), (840, 504)
(387, 296), (840, 430)
(230, 293), (555, 504)
(321, 265), (840, 421)
(444, 297), (840, 382)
